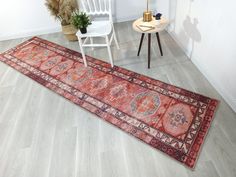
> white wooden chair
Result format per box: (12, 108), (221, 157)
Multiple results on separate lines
(76, 0), (119, 67)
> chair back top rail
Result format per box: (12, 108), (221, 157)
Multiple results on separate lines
(81, 0), (111, 16)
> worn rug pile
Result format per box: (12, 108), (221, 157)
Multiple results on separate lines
(0, 37), (218, 168)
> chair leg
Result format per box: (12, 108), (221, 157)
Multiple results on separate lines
(78, 37), (88, 67)
(105, 35), (114, 67)
(112, 26), (120, 49)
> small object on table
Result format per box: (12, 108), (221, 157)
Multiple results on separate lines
(136, 23), (155, 32)
(140, 25), (155, 28)
(143, 0), (152, 22)
(143, 11), (152, 22)
(154, 13), (162, 20)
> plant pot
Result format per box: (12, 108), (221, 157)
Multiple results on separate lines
(61, 24), (78, 41)
(80, 27), (87, 34)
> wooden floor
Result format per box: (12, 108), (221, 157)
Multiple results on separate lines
(0, 21), (236, 177)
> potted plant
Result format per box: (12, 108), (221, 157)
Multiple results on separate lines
(45, 0), (78, 41)
(71, 11), (92, 34)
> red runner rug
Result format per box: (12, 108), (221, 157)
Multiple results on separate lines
(0, 37), (218, 168)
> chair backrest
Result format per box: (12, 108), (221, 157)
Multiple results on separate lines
(80, 0), (112, 21)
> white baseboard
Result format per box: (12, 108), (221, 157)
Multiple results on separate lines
(115, 15), (141, 23)
(191, 58), (236, 113)
(167, 30), (236, 113)
(0, 26), (61, 41)
(167, 29), (191, 58)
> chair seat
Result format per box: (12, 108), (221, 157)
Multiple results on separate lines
(76, 21), (112, 38)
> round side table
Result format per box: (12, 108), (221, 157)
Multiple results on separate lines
(133, 17), (168, 68)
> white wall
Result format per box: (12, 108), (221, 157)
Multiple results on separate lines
(0, 0), (61, 41)
(0, 0), (157, 41)
(113, 0), (156, 22)
(159, 0), (236, 112)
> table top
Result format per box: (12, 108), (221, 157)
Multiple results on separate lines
(132, 17), (169, 34)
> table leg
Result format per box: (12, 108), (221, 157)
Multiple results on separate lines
(156, 32), (163, 56)
(148, 33), (151, 69)
(137, 33), (145, 56)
